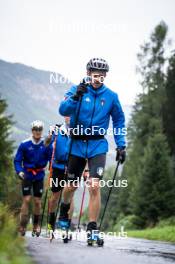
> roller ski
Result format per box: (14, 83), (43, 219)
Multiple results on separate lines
(32, 225), (41, 237)
(87, 222), (104, 247)
(32, 230), (40, 237)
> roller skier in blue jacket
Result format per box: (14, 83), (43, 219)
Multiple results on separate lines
(45, 117), (74, 232)
(14, 120), (52, 236)
(58, 58), (126, 242)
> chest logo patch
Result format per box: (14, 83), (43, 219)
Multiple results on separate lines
(101, 99), (105, 106)
(85, 97), (91, 102)
(29, 146), (34, 151)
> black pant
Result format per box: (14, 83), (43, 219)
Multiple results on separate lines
(50, 168), (66, 192)
(67, 154), (106, 180)
(22, 179), (44, 197)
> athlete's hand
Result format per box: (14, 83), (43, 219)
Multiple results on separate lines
(49, 125), (54, 136)
(49, 125), (59, 136)
(18, 171), (25, 180)
(77, 83), (88, 96)
(72, 84), (88, 101)
(116, 147), (126, 164)
(54, 125), (59, 136)
(83, 169), (89, 181)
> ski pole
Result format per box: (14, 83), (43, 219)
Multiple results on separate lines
(53, 188), (63, 231)
(67, 95), (83, 161)
(99, 160), (120, 230)
(66, 79), (90, 171)
(49, 188), (63, 242)
(55, 79), (89, 229)
(77, 170), (88, 231)
(40, 135), (57, 233)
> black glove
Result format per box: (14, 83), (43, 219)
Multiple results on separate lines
(72, 83), (88, 101)
(116, 147), (126, 164)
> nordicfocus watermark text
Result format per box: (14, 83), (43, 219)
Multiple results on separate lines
(50, 74), (106, 85)
(49, 229), (127, 241)
(50, 178), (128, 189)
(49, 125), (127, 137)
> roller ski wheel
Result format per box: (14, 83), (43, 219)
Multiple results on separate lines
(69, 233), (72, 241)
(63, 236), (69, 243)
(50, 232), (55, 242)
(87, 240), (93, 246)
(61, 228), (72, 243)
(97, 238), (104, 247)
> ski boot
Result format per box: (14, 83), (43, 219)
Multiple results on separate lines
(48, 223), (54, 241)
(58, 203), (72, 243)
(19, 226), (26, 236)
(57, 219), (72, 243)
(32, 215), (41, 237)
(19, 214), (28, 237)
(32, 225), (41, 237)
(87, 222), (104, 247)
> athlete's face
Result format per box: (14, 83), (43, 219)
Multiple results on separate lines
(88, 70), (106, 89)
(32, 129), (43, 141)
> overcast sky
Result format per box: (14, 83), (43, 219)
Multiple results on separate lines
(0, 0), (175, 105)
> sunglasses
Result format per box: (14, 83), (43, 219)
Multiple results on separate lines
(32, 128), (43, 132)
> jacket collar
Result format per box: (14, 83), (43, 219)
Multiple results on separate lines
(30, 136), (44, 145)
(88, 84), (107, 95)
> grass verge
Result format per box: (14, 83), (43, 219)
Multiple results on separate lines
(0, 203), (32, 264)
(128, 225), (175, 243)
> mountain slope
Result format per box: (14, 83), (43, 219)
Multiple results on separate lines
(0, 59), (72, 144)
(0, 59), (132, 159)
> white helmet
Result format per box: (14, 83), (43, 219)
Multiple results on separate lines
(31, 120), (44, 131)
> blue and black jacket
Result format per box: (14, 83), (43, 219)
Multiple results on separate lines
(14, 137), (52, 180)
(52, 124), (70, 170)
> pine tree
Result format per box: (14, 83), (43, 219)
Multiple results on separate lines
(114, 22), (175, 227)
(163, 52), (175, 156)
(100, 22), (175, 230)
(134, 133), (175, 227)
(0, 96), (14, 203)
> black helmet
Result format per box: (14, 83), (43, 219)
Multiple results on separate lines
(86, 58), (109, 72)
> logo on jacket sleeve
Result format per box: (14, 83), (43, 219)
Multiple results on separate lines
(97, 167), (104, 176)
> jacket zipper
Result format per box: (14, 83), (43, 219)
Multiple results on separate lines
(85, 92), (97, 158)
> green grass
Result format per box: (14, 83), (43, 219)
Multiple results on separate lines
(0, 203), (33, 264)
(128, 225), (175, 243)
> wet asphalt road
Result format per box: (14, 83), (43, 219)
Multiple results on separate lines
(26, 231), (175, 264)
